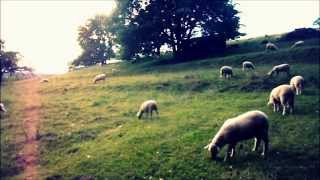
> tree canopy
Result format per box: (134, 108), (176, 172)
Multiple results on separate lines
(72, 15), (116, 66)
(114, 0), (241, 60)
(313, 17), (320, 28)
(0, 39), (21, 76)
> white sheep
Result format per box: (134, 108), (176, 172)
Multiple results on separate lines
(242, 61), (255, 71)
(268, 84), (295, 115)
(93, 74), (107, 84)
(290, 75), (305, 95)
(204, 110), (269, 161)
(267, 64), (290, 77)
(291, 40), (304, 48)
(0, 103), (7, 112)
(220, 66), (233, 79)
(136, 100), (159, 119)
(265, 42), (279, 51)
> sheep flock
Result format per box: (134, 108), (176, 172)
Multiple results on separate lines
(75, 40), (308, 162)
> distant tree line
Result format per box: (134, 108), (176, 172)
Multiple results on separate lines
(72, 0), (242, 65)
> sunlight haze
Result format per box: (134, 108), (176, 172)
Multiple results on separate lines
(1, 0), (318, 74)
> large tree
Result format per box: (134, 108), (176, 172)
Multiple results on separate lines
(115, 0), (241, 60)
(72, 15), (115, 66)
(0, 39), (20, 77)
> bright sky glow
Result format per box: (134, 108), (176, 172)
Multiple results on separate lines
(234, 0), (319, 38)
(1, 0), (116, 74)
(1, 0), (319, 74)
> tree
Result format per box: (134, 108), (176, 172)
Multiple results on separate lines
(72, 15), (116, 66)
(313, 17), (320, 28)
(0, 39), (20, 77)
(114, 0), (242, 60)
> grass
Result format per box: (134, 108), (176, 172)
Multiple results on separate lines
(1, 81), (30, 178)
(1, 36), (320, 179)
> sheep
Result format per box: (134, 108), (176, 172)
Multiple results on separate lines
(291, 40), (304, 48)
(136, 100), (159, 119)
(267, 64), (290, 77)
(265, 42), (279, 51)
(40, 79), (49, 83)
(204, 110), (269, 161)
(0, 103), (7, 112)
(93, 73), (107, 84)
(268, 84), (295, 115)
(290, 75), (305, 95)
(220, 66), (233, 79)
(242, 61), (255, 71)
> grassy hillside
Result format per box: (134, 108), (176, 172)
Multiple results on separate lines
(1, 37), (320, 179)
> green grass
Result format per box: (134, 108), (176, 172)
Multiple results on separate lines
(1, 36), (320, 179)
(1, 82), (28, 178)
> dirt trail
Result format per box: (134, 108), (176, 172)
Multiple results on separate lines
(16, 78), (41, 180)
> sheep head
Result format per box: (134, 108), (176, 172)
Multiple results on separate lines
(204, 143), (220, 160)
(136, 111), (143, 119)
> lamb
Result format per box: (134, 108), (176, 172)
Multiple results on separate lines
(0, 103), (7, 112)
(291, 40), (304, 48)
(136, 100), (159, 119)
(267, 64), (290, 77)
(220, 66), (233, 79)
(204, 110), (269, 161)
(290, 75), (304, 95)
(265, 42), (279, 51)
(93, 73), (107, 84)
(268, 84), (295, 115)
(242, 61), (255, 71)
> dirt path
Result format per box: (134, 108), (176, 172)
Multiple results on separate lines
(16, 78), (41, 180)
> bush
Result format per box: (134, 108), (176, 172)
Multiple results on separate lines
(280, 28), (320, 41)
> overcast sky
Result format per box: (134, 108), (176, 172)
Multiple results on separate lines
(1, 0), (319, 74)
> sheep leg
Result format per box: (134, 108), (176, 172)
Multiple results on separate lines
(273, 103), (277, 112)
(276, 103), (280, 112)
(224, 144), (236, 161)
(261, 137), (269, 157)
(148, 108), (152, 119)
(282, 101), (287, 115)
(230, 145), (236, 158)
(290, 101), (294, 114)
(224, 145), (232, 161)
(252, 138), (261, 152)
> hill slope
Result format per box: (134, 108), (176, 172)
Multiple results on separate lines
(1, 37), (319, 179)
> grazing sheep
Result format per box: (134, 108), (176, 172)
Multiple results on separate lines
(0, 103), (7, 112)
(290, 75), (304, 95)
(291, 40), (304, 48)
(93, 74), (107, 84)
(265, 42), (279, 51)
(268, 84), (295, 115)
(204, 110), (269, 161)
(220, 66), (233, 79)
(267, 64), (290, 77)
(242, 61), (255, 71)
(137, 100), (159, 119)
(41, 79), (49, 83)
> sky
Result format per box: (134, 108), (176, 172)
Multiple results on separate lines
(1, 0), (319, 74)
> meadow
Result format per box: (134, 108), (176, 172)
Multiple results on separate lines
(1, 37), (319, 179)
